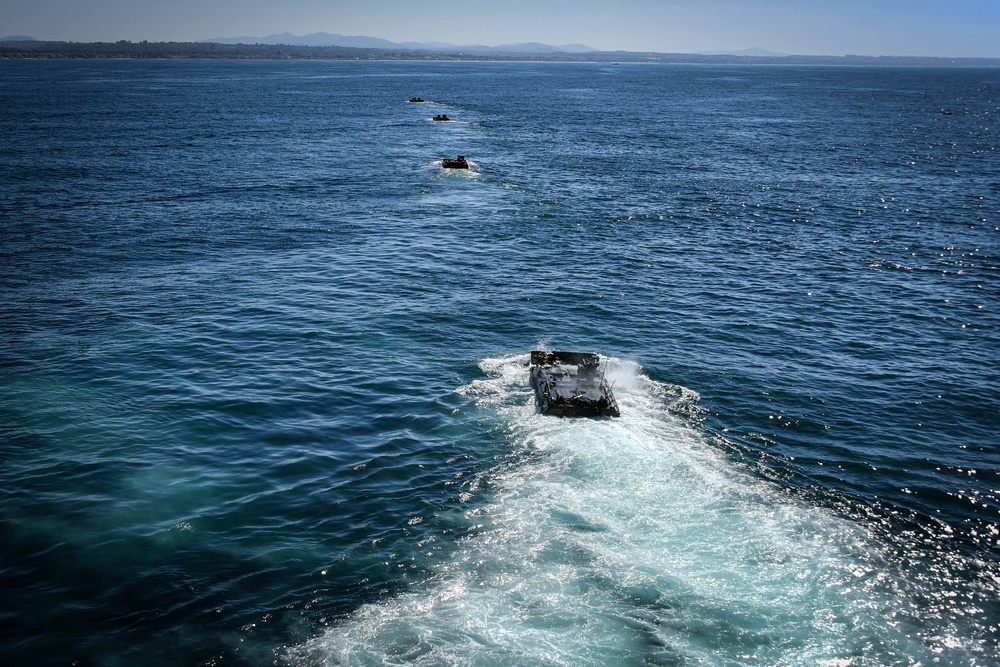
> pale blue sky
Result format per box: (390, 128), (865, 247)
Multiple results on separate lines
(2, 0), (998, 57)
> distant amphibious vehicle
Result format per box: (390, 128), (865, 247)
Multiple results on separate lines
(529, 350), (620, 417)
(442, 155), (469, 169)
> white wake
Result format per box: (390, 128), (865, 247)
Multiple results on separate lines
(286, 354), (979, 666)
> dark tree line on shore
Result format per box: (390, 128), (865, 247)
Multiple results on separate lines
(0, 40), (420, 60)
(2, 40), (998, 67)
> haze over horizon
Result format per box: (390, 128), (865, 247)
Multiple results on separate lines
(2, 0), (999, 58)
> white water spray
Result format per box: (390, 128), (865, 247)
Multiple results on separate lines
(287, 355), (979, 666)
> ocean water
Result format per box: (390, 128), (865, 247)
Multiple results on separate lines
(1, 59), (998, 666)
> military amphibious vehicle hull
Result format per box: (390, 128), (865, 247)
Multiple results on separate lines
(529, 350), (620, 417)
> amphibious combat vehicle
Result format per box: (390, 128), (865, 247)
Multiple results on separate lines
(529, 350), (620, 417)
(442, 155), (469, 169)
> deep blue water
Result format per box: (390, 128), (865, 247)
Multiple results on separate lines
(1, 59), (998, 666)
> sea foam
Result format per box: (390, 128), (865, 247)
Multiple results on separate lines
(286, 354), (975, 666)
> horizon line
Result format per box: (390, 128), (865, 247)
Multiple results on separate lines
(3, 33), (1000, 61)
(3, 37), (1000, 62)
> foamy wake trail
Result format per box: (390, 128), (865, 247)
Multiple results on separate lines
(286, 355), (976, 666)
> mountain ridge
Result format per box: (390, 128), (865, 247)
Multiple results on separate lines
(3, 36), (998, 66)
(199, 32), (598, 53)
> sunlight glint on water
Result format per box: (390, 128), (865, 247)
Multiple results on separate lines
(2, 61), (997, 666)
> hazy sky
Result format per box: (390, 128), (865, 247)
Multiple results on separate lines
(3, 0), (999, 57)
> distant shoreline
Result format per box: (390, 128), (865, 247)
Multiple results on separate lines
(2, 40), (998, 67)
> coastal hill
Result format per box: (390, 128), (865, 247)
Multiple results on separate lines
(1, 35), (998, 67)
(200, 32), (598, 54)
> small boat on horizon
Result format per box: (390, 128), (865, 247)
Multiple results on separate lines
(432, 114), (451, 121)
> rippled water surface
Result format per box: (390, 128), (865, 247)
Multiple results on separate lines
(1, 60), (998, 666)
